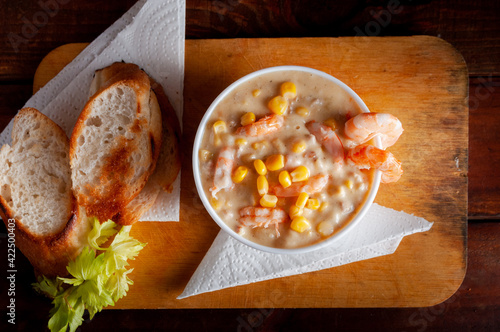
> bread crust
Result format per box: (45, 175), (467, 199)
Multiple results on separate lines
(147, 90), (163, 177)
(113, 181), (161, 225)
(1, 199), (89, 277)
(149, 77), (182, 192)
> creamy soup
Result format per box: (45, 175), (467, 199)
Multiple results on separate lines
(198, 70), (375, 249)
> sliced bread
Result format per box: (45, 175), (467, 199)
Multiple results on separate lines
(0, 108), (90, 277)
(69, 62), (162, 222)
(113, 76), (182, 225)
(148, 77), (181, 193)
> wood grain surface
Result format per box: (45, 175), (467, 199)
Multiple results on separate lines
(2, 0), (499, 80)
(468, 76), (500, 218)
(32, 36), (467, 309)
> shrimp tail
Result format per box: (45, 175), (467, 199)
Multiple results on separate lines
(344, 113), (403, 149)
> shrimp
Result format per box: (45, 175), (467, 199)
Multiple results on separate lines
(235, 114), (284, 137)
(270, 174), (329, 197)
(239, 206), (288, 237)
(210, 147), (235, 197)
(344, 113), (403, 149)
(305, 121), (344, 164)
(347, 144), (403, 183)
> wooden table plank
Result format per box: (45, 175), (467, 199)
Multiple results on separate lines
(0, 83), (32, 133)
(0, 0), (498, 81)
(185, 0), (500, 76)
(29, 37), (467, 308)
(0, 0), (138, 81)
(468, 77), (500, 218)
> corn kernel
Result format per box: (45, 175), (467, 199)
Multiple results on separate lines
(344, 179), (353, 189)
(292, 140), (307, 154)
(232, 166), (248, 183)
(199, 149), (213, 162)
(214, 135), (222, 146)
(319, 201), (328, 212)
(268, 96), (289, 115)
(295, 192), (309, 208)
(280, 82), (297, 99)
(211, 197), (223, 210)
(323, 118), (337, 130)
(317, 221), (334, 237)
(213, 120), (227, 134)
(235, 138), (247, 147)
(279, 170), (292, 188)
(290, 216), (311, 233)
(265, 154), (285, 171)
(306, 198), (320, 210)
(295, 106), (310, 117)
(254, 159), (267, 175)
(289, 205), (303, 218)
(260, 194), (278, 208)
(241, 112), (256, 126)
(257, 175), (269, 195)
(252, 89), (261, 97)
(291, 165), (310, 182)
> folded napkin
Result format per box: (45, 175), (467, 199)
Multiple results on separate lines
(0, 0), (185, 221)
(178, 203), (433, 299)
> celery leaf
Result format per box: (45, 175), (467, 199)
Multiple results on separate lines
(33, 219), (146, 332)
(59, 246), (105, 286)
(107, 268), (134, 302)
(32, 275), (63, 298)
(87, 218), (118, 250)
(103, 225), (146, 275)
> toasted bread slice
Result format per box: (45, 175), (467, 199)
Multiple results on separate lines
(113, 77), (181, 225)
(148, 77), (181, 192)
(0, 108), (90, 277)
(70, 63), (162, 222)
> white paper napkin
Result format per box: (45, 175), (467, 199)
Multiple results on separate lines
(0, 0), (185, 221)
(178, 203), (433, 299)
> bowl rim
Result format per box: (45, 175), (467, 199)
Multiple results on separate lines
(192, 65), (381, 255)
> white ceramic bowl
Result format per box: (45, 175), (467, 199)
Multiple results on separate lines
(193, 66), (381, 254)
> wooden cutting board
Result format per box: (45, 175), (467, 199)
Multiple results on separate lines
(33, 36), (468, 308)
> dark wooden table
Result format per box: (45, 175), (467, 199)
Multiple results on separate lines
(1, 0), (499, 331)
